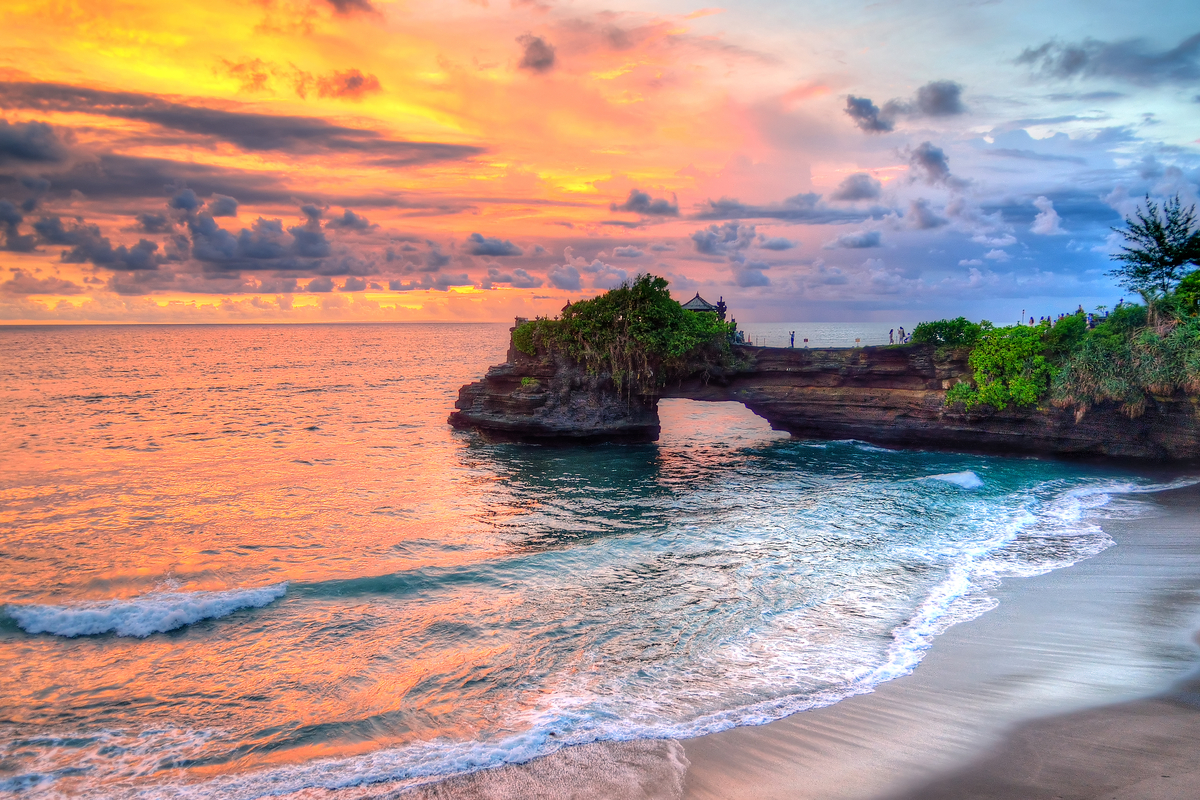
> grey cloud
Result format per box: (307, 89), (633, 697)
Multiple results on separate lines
(1, 269), (83, 296)
(1137, 155), (1166, 180)
(914, 81), (966, 116)
(325, 208), (375, 231)
(908, 141), (957, 186)
(288, 222), (332, 258)
(518, 35), (556, 73)
(33, 216), (97, 245)
(411, 272), (472, 291)
(340, 276), (367, 291)
(19, 176), (51, 213)
(734, 262), (770, 287)
(0, 82), (484, 164)
(509, 269), (544, 288)
(693, 193), (871, 224)
(135, 212), (173, 233)
(325, 0), (377, 14)
(610, 189), (679, 216)
(0, 200), (23, 227)
(845, 96), (893, 133)
(466, 232), (522, 256)
(36, 215), (166, 270)
(1045, 90), (1126, 101)
(983, 148), (1087, 164)
(314, 254), (376, 277)
(692, 222), (755, 256)
(207, 194), (239, 217)
(307, 276), (334, 292)
(824, 230), (882, 249)
(424, 248), (451, 270)
(548, 264), (581, 290)
(1017, 33), (1200, 86)
(830, 173), (882, 202)
(846, 80), (967, 135)
(185, 213), (330, 268)
(0, 154), (294, 206)
(481, 266), (544, 289)
(0, 200), (36, 252)
(649, 243), (676, 252)
(612, 246), (644, 257)
(0, 120), (70, 165)
(388, 272), (469, 292)
(907, 198), (948, 230)
(169, 188), (202, 211)
(757, 236), (796, 250)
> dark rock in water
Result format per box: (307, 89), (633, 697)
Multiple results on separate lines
(449, 329), (1200, 459)
(448, 335), (660, 442)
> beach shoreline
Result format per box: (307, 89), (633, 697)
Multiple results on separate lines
(681, 482), (1200, 800)
(386, 479), (1200, 800)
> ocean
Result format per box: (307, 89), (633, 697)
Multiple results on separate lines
(0, 323), (1182, 798)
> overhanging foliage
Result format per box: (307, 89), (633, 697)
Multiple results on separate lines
(512, 274), (737, 393)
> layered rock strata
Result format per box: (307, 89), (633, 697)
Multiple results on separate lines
(449, 332), (1200, 459)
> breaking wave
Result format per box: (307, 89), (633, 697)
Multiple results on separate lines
(6, 583), (288, 638)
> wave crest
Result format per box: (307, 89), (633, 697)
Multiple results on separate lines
(5, 583), (288, 638)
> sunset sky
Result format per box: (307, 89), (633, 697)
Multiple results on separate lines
(1, 0), (1197, 323)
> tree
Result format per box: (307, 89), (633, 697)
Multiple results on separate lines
(1109, 194), (1200, 295)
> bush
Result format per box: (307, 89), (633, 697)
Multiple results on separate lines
(1052, 316), (1200, 415)
(1175, 270), (1200, 316)
(911, 317), (982, 347)
(946, 323), (1052, 411)
(511, 274), (736, 393)
(1042, 312), (1087, 357)
(941, 302), (1200, 416)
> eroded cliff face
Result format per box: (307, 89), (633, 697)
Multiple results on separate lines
(449, 334), (1200, 459)
(448, 336), (660, 441)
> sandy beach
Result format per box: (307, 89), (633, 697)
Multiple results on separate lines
(682, 482), (1200, 800)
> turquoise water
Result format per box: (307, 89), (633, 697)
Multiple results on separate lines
(0, 324), (1181, 798)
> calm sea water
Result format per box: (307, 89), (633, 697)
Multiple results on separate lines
(0, 324), (1180, 798)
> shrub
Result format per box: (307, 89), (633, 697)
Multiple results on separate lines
(945, 323), (1052, 411)
(511, 274), (736, 393)
(942, 301), (1200, 416)
(1052, 316), (1200, 415)
(911, 317), (982, 347)
(1042, 312), (1087, 358)
(1175, 270), (1200, 316)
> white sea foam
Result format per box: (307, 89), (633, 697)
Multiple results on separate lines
(6, 583), (288, 638)
(925, 470), (984, 489)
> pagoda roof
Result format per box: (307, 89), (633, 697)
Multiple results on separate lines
(680, 293), (718, 311)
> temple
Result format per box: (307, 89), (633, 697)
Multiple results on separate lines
(680, 293), (728, 321)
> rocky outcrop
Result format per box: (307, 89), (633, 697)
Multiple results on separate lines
(448, 336), (660, 441)
(449, 329), (1200, 459)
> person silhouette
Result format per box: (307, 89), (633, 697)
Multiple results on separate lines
(889, 329), (895, 344)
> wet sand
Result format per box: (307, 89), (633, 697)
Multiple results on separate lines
(682, 483), (1200, 800)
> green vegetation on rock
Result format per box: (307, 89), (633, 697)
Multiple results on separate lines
(911, 317), (982, 348)
(512, 274), (737, 393)
(944, 323), (1053, 411)
(936, 193), (1200, 416)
